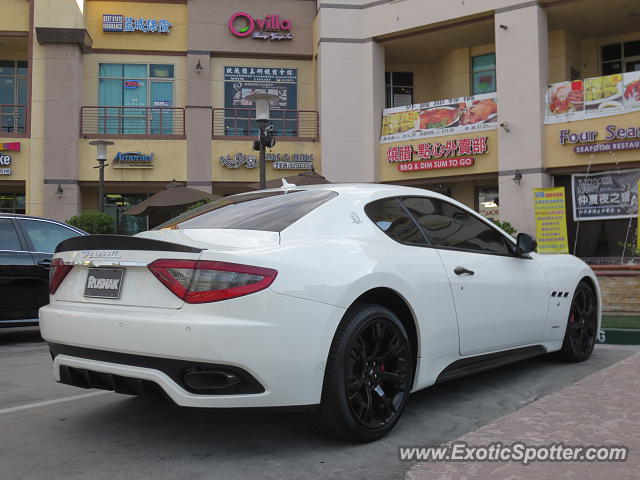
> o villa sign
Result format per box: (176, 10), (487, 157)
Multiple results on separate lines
(228, 12), (293, 40)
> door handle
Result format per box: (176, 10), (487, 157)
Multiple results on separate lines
(454, 266), (474, 276)
(37, 259), (52, 269)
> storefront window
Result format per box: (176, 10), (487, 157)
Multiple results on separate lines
(601, 40), (640, 74)
(103, 194), (149, 235)
(477, 186), (499, 220)
(98, 63), (175, 135)
(471, 54), (496, 95)
(385, 72), (414, 108)
(0, 60), (28, 133)
(0, 193), (25, 214)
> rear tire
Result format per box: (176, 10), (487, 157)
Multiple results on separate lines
(314, 303), (413, 442)
(557, 282), (598, 362)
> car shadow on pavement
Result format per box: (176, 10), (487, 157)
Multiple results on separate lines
(1, 345), (631, 480)
(0, 327), (43, 346)
(57, 346), (636, 476)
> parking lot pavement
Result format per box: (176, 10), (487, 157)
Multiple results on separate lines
(409, 351), (640, 480)
(1, 329), (638, 480)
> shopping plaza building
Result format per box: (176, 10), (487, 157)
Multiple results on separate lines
(1, 0), (639, 258)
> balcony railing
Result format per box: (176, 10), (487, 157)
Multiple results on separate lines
(80, 106), (185, 138)
(0, 105), (26, 134)
(213, 108), (319, 141)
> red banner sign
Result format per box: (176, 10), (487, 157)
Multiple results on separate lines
(0, 142), (20, 152)
(397, 157), (475, 172)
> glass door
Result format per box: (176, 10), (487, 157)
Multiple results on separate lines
(150, 81), (173, 134)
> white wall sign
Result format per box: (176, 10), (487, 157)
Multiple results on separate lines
(0, 154), (11, 175)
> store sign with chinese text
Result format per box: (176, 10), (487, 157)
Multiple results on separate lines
(219, 152), (313, 170)
(380, 93), (497, 143)
(545, 71), (640, 124)
(113, 151), (153, 168)
(103, 15), (172, 34)
(533, 187), (569, 254)
(228, 12), (292, 40)
(571, 169), (640, 221)
(387, 136), (488, 172)
(560, 125), (640, 154)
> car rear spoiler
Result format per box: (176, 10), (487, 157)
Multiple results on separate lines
(55, 234), (203, 254)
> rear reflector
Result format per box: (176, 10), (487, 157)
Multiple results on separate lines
(49, 258), (73, 294)
(148, 259), (277, 303)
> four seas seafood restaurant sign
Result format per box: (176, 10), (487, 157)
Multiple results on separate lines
(380, 92), (497, 143)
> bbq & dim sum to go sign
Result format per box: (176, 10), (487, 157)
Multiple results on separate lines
(380, 92), (498, 143)
(387, 136), (488, 172)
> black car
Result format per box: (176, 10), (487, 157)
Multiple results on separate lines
(0, 214), (87, 327)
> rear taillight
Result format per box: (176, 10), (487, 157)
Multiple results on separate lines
(49, 258), (73, 294)
(148, 259), (277, 303)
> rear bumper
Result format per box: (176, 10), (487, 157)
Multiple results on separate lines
(39, 290), (346, 408)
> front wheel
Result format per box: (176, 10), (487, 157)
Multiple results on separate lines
(557, 282), (598, 362)
(315, 303), (413, 442)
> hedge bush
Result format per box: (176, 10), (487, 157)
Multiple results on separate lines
(67, 212), (116, 234)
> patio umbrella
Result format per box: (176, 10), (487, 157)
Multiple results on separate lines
(248, 169), (331, 190)
(124, 181), (220, 216)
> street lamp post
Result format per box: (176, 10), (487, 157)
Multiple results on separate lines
(89, 140), (114, 213)
(244, 92), (278, 190)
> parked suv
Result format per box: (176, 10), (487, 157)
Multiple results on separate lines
(0, 214), (86, 327)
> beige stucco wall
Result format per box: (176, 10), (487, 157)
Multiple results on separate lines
(210, 57), (315, 110)
(544, 111), (640, 170)
(85, 1), (187, 52)
(0, 138), (30, 180)
(378, 131), (499, 184)
(0, 0), (30, 31)
(212, 139), (320, 183)
(78, 139), (187, 182)
(34, 0), (85, 30)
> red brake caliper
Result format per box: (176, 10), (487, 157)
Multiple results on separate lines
(569, 312), (575, 324)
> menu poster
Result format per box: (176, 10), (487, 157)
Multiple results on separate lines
(545, 71), (640, 123)
(380, 92), (498, 143)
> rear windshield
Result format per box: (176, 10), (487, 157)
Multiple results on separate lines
(155, 190), (338, 232)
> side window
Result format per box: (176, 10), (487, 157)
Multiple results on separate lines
(19, 220), (80, 253)
(0, 218), (22, 250)
(401, 197), (512, 255)
(365, 199), (427, 245)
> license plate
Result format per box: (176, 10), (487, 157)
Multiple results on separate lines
(84, 268), (124, 299)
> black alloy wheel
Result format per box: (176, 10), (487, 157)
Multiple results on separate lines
(558, 282), (598, 362)
(315, 303), (413, 442)
(346, 319), (410, 429)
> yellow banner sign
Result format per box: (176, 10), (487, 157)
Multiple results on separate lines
(533, 187), (569, 254)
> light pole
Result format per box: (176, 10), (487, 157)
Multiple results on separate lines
(89, 140), (114, 213)
(244, 92), (278, 190)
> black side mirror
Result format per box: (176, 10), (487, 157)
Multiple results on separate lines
(516, 233), (537, 255)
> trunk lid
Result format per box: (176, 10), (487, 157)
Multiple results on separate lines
(53, 235), (203, 309)
(52, 231), (280, 309)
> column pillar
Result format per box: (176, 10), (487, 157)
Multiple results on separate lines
(318, 39), (385, 183)
(495, 3), (551, 235)
(42, 43), (82, 221)
(185, 51), (212, 193)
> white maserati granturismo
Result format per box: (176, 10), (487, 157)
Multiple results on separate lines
(40, 184), (600, 441)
